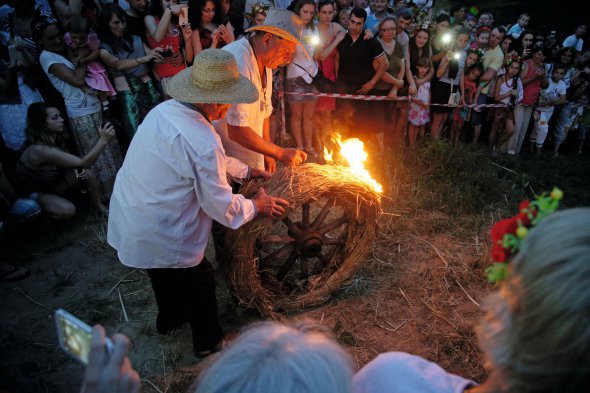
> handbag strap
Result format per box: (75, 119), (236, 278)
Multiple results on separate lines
(292, 62), (315, 78)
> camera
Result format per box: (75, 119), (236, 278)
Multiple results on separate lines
(161, 48), (173, 58)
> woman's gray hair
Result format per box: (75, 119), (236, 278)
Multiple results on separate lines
(193, 319), (354, 393)
(377, 16), (396, 32)
(477, 208), (590, 393)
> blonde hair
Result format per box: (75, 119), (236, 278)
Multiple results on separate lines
(477, 208), (590, 393)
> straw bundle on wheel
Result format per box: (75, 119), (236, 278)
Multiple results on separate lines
(226, 163), (381, 317)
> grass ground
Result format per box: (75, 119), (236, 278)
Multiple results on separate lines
(1, 140), (588, 392)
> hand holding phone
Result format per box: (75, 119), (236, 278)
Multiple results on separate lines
(81, 326), (140, 393)
(55, 309), (113, 364)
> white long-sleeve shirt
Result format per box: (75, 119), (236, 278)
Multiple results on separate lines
(107, 99), (256, 269)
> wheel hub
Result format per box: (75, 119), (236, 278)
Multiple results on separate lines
(294, 230), (323, 258)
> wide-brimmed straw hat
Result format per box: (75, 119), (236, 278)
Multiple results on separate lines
(245, 7), (303, 44)
(164, 49), (258, 104)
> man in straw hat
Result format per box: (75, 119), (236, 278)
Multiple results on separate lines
(107, 49), (290, 358)
(216, 7), (308, 173)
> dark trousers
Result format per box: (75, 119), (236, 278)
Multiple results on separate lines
(147, 258), (223, 352)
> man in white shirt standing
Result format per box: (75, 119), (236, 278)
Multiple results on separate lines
(107, 49), (289, 358)
(563, 24), (587, 52)
(218, 8), (307, 173)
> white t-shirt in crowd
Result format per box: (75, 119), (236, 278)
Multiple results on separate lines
(108, 99), (255, 269)
(287, 25), (319, 82)
(218, 38), (273, 170)
(537, 78), (567, 114)
(353, 352), (476, 393)
(40, 50), (101, 118)
(562, 34), (584, 52)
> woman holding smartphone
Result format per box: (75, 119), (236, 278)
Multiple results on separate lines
(34, 14), (122, 197)
(144, 0), (193, 81)
(12, 103), (116, 218)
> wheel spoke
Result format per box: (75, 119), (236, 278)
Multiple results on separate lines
(302, 202), (310, 229)
(282, 216), (301, 235)
(299, 257), (308, 279)
(319, 214), (348, 235)
(317, 253), (331, 266)
(260, 244), (294, 266)
(311, 198), (335, 229)
(260, 235), (294, 244)
(277, 253), (298, 281)
(322, 236), (345, 246)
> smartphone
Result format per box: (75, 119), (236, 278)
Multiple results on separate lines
(55, 309), (113, 364)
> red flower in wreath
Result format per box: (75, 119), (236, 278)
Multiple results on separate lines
(517, 200), (536, 226)
(490, 216), (519, 262)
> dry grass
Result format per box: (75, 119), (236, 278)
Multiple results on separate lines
(226, 163), (381, 316)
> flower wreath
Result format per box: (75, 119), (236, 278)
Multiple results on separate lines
(487, 187), (563, 283)
(475, 25), (491, 38)
(505, 53), (523, 69)
(466, 48), (484, 62)
(246, 2), (270, 24)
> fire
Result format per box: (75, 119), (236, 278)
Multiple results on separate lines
(323, 133), (383, 193)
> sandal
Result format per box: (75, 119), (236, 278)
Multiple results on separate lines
(0, 264), (31, 283)
(305, 147), (319, 157)
(194, 331), (238, 358)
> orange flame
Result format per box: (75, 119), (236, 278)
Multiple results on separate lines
(323, 133), (383, 193)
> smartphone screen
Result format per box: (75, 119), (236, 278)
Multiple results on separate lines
(55, 309), (112, 364)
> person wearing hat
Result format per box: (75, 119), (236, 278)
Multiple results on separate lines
(107, 49), (290, 358)
(215, 7), (307, 173)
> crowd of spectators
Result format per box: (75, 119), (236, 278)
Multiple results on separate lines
(0, 1), (588, 265)
(0, 2), (588, 392)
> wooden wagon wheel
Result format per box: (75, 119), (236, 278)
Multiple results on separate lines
(227, 164), (380, 316)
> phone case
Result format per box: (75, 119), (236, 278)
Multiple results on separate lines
(55, 309), (113, 364)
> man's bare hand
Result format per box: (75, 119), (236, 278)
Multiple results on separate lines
(251, 168), (272, 180)
(254, 188), (289, 219)
(278, 148), (307, 166)
(264, 156), (276, 173)
(81, 326), (140, 393)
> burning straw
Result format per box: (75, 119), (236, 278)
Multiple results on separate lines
(226, 163), (382, 317)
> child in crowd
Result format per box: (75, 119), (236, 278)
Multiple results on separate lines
(407, 57), (431, 146)
(451, 60), (483, 143)
(64, 15), (116, 112)
(470, 26), (490, 50)
(490, 55), (524, 154)
(507, 13), (530, 39)
(553, 92), (589, 156)
(450, 49), (481, 143)
(529, 65), (567, 153)
(337, 8), (351, 29)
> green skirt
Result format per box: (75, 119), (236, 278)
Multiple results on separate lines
(116, 74), (162, 141)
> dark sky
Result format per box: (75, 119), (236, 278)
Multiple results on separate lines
(454, 0), (587, 37)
